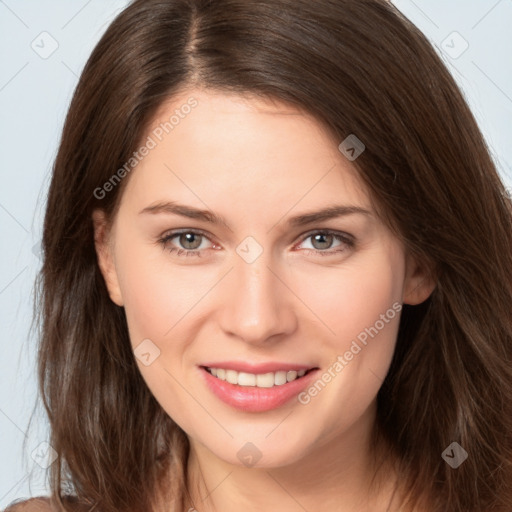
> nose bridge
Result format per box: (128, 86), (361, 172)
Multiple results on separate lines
(218, 242), (295, 343)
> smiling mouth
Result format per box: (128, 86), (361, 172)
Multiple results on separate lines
(202, 366), (317, 388)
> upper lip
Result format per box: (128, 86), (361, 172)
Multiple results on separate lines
(200, 361), (317, 374)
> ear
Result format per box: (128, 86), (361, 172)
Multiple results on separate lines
(402, 252), (436, 305)
(92, 209), (124, 307)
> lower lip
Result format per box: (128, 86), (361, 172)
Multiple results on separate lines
(200, 366), (319, 412)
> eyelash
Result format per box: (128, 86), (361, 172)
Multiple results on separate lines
(157, 229), (355, 258)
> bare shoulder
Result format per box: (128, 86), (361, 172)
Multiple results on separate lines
(3, 498), (53, 511)
(4, 497), (93, 511)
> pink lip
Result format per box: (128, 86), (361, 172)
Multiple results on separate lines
(200, 361), (314, 374)
(199, 365), (319, 413)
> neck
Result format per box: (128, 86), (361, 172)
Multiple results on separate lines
(185, 402), (399, 512)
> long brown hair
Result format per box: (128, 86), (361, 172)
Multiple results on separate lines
(25, 0), (512, 510)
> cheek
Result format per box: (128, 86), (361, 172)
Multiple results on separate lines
(293, 245), (405, 349)
(295, 248), (404, 423)
(116, 239), (207, 345)
(114, 241), (204, 419)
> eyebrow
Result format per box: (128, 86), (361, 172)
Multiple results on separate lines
(139, 201), (372, 227)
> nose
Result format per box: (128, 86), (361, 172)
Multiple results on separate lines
(217, 250), (297, 345)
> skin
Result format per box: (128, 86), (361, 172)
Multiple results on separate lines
(93, 88), (435, 512)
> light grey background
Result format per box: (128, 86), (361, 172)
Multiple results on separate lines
(1, 0), (511, 507)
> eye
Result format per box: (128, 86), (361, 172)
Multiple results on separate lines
(157, 229), (355, 258)
(296, 230), (354, 256)
(158, 230), (215, 257)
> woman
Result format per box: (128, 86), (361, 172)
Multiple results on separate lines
(8, 0), (512, 511)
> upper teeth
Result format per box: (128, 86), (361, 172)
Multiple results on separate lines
(208, 368), (308, 388)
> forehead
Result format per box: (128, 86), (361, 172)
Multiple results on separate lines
(119, 89), (372, 218)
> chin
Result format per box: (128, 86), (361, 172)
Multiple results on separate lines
(204, 428), (319, 470)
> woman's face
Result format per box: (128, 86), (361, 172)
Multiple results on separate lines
(94, 89), (433, 468)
